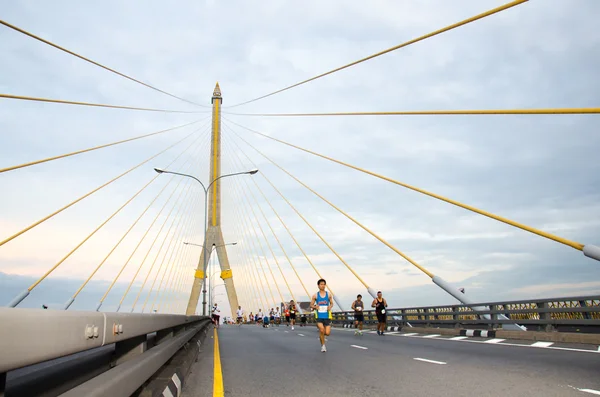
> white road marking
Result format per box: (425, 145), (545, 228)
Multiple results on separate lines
(531, 341), (553, 348)
(597, 346), (600, 352)
(413, 358), (447, 365)
(577, 388), (600, 395)
(484, 339), (506, 344)
(351, 345), (368, 350)
(285, 331), (289, 333)
(422, 334), (441, 338)
(402, 333), (418, 336)
(298, 334), (305, 337)
(450, 336), (469, 340)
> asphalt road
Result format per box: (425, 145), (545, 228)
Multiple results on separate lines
(184, 324), (600, 397)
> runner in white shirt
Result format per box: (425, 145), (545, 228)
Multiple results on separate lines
(236, 306), (244, 326)
(274, 307), (281, 326)
(211, 303), (221, 329)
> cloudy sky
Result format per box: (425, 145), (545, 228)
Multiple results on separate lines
(1, 0), (599, 318)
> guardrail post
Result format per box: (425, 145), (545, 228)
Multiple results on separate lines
(537, 302), (554, 332)
(1, 371), (6, 397)
(580, 300), (591, 320)
(111, 335), (147, 367)
(155, 329), (174, 345)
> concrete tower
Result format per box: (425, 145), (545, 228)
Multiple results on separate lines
(186, 83), (239, 316)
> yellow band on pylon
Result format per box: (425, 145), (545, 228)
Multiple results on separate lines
(194, 270), (205, 279)
(220, 269), (232, 279)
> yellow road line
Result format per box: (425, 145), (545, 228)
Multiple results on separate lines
(213, 328), (224, 396)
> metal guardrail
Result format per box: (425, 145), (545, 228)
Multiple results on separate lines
(0, 308), (211, 396)
(331, 295), (600, 331)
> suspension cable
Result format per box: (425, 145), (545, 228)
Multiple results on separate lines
(124, 134), (211, 311)
(0, 130), (196, 250)
(225, 107), (600, 117)
(0, 118), (206, 174)
(238, 193), (279, 307)
(226, 137), (310, 301)
(229, 125), (435, 281)
(228, 0), (527, 108)
(228, 119), (588, 252)
(225, 127), (343, 306)
(67, 131), (208, 309)
(0, 93), (207, 113)
(232, 175), (287, 303)
(0, 19), (207, 108)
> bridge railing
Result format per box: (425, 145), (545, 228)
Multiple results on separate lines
(0, 308), (211, 396)
(331, 295), (600, 332)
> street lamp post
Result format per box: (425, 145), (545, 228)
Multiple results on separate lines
(154, 167), (257, 315)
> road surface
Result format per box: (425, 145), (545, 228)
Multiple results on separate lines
(182, 324), (600, 396)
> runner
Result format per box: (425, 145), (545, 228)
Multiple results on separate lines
(274, 307), (281, 326)
(371, 291), (388, 335)
(269, 308), (275, 325)
(248, 312), (254, 324)
(257, 309), (264, 326)
(236, 306), (244, 326)
(284, 307), (290, 326)
(288, 300), (297, 330)
(211, 303), (221, 329)
(310, 278), (333, 352)
(351, 294), (364, 335)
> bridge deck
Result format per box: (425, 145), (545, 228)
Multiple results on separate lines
(183, 324), (600, 396)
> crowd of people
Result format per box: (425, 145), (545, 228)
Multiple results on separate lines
(211, 278), (390, 353)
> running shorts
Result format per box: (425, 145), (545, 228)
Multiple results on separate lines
(354, 313), (364, 322)
(316, 318), (331, 326)
(376, 313), (387, 323)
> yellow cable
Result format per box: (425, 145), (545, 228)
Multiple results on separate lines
(233, 176), (286, 303)
(130, 181), (196, 311)
(158, 187), (204, 311)
(232, 185), (278, 307)
(1, 130), (196, 250)
(120, 134), (212, 309)
(0, 119), (206, 174)
(157, 202), (201, 312)
(229, 120), (586, 252)
(226, 128), (342, 297)
(228, 0), (528, 107)
(226, 108), (600, 117)
(105, 180), (196, 306)
(232, 199), (269, 309)
(229, 125), (434, 279)
(0, 19), (207, 108)
(226, 138), (309, 301)
(143, 185), (199, 312)
(25, 133), (197, 291)
(0, 93), (206, 113)
(70, 133), (204, 300)
(237, 187), (281, 308)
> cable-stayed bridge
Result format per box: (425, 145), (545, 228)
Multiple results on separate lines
(1, 1), (600, 396)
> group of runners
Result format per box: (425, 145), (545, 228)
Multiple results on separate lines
(212, 278), (390, 353)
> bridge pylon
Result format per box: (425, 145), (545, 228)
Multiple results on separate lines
(186, 83), (240, 316)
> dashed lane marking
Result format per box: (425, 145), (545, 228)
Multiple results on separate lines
(351, 345), (368, 350)
(531, 341), (553, 348)
(577, 388), (600, 395)
(484, 338), (506, 344)
(413, 358), (447, 365)
(422, 334), (441, 338)
(450, 336), (469, 340)
(298, 334), (305, 337)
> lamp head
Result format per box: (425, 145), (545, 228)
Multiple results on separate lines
(248, 169), (259, 175)
(154, 168), (165, 174)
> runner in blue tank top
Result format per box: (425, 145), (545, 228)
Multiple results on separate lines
(310, 278), (333, 352)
